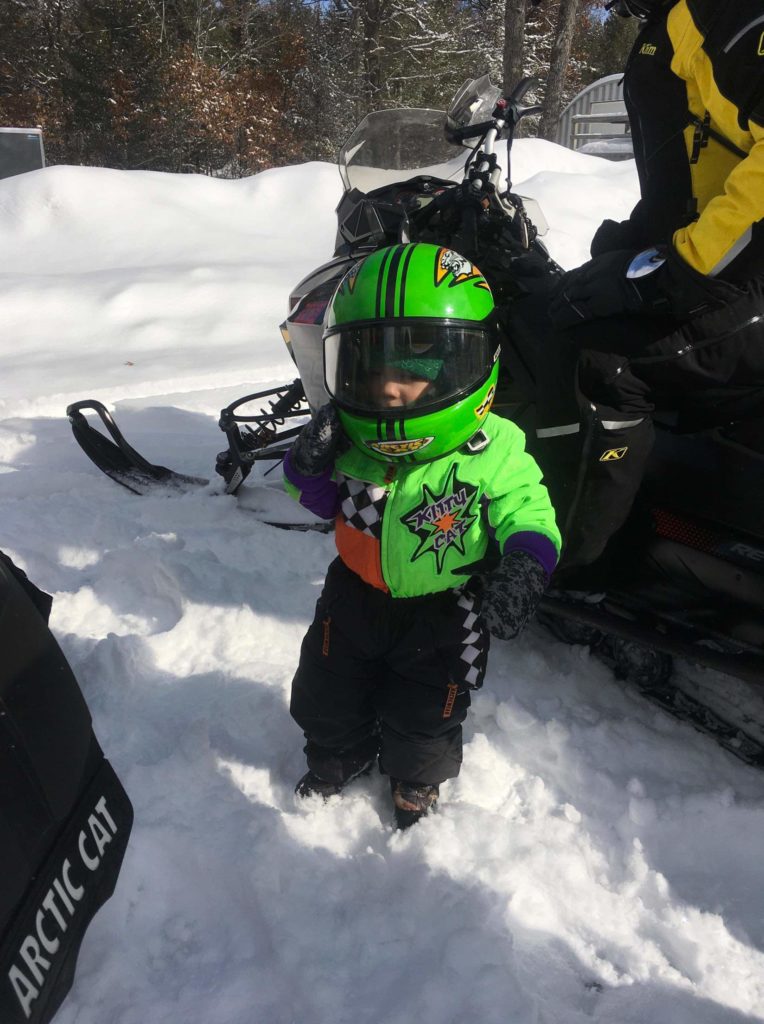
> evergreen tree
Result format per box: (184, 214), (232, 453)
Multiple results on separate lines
(578, 2), (640, 83)
(0, 0), (642, 174)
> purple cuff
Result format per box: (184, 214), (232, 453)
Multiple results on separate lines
(502, 531), (559, 578)
(283, 450), (340, 520)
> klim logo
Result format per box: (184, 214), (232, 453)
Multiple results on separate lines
(759, 31), (764, 56)
(639, 43), (657, 56)
(599, 447), (628, 462)
(7, 795), (120, 1020)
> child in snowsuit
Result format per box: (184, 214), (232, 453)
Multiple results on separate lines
(284, 243), (560, 827)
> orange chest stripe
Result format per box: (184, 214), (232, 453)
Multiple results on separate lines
(335, 515), (388, 593)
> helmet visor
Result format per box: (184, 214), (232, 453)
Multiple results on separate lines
(325, 322), (496, 414)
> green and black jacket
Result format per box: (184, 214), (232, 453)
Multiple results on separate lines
(285, 413), (561, 598)
(623, 0), (764, 281)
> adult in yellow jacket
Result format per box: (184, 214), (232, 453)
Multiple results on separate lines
(540, 0), (764, 572)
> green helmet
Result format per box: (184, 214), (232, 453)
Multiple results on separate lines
(324, 243), (499, 463)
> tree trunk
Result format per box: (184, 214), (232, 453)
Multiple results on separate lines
(538, 0), (579, 142)
(502, 0), (527, 94)
(360, 0), (387, 111)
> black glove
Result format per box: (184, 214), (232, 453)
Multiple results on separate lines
(480, 549), (549, 642)
(549, 246), (737, 330)
(590, 218), (638, 258)
(289, 403), (343, 477)
(509, 247), (560, 281)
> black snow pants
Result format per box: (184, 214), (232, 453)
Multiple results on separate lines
(290, 558), (489, 786)
(512, 277), (764, 570)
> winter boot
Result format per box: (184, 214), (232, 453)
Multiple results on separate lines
(295, 757), (374, 800)
(295, 771), (343, 799)
(390, 778), (440, 830)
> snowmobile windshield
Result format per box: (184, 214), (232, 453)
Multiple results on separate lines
(338, 109), (462, 193)
(446, 75), (503, 144)
(324, 322), (495, 413)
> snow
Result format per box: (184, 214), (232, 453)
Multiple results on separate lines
(2, 139), (764, 1024)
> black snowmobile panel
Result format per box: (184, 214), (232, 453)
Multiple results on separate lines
(644, 421), (764, 543)
(0, 730), (100, 927)
(644, 527), (764, 627)
(0, 556), (133, 1024)
(0, 568), (93, 822)
(334, 176), (457, 255)
(0, 553), (53, 624)
(1, 759), (132, 1024)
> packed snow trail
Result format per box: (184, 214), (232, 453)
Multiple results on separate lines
(1, 153), (763, 1023)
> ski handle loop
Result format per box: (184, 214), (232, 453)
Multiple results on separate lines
(215, 378), (308, 494)
(219, 379), (307, 427)
(66, 398), (164, 476)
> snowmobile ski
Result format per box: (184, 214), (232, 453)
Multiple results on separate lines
(66, 399), (208, 495)
(66, 393), (330, 532)
(67, 380), (309, 498)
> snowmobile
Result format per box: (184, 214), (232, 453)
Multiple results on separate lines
(66, 76), (764, 767)
(0, 553), (133, 1024)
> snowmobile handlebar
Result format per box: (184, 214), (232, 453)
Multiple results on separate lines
(499, 76), (543, 127)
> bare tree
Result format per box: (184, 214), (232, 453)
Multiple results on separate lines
(502, 0), (527, 92)
(538, 0), (580, 140)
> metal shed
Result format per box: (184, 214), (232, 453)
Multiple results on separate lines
(0, 128), (46, 180)
(556, 74), (633, 159)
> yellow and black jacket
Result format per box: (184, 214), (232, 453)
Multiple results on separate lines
(623, 0), (764, 281)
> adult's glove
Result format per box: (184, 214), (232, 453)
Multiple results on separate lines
(289, 403), (343, 477)
(589, 217), (638, 258)
(549, 246), (737, 331)
(480, 549), (549, 642)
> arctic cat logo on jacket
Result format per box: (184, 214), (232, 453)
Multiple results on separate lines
(402, 465), (478, 572)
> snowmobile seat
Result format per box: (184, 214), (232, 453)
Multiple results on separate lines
(717, 417), (764, 456)
(645, 419), (764, 544)
(653, 404), (764, 452)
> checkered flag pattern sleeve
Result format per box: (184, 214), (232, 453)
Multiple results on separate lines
(454, 589), (488, 689)
(338, 474), (388, 539)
